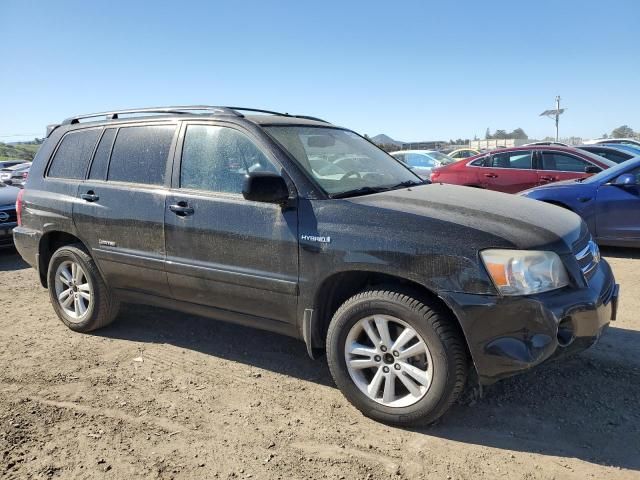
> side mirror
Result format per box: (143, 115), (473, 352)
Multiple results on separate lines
(584, 165), (602, 174)
(242, 171), (290, 204)
(613, 173), (637, 186)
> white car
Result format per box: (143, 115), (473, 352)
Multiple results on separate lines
(584, 138), (640, 147)
(390, 150), (456, 179)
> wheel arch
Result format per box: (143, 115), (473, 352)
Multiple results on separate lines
(37, 231), (89, 287)
(308, 270), (472, 364)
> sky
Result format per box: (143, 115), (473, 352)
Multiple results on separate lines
(1, 0), (639, 143)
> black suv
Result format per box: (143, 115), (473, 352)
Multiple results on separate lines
(14, 106), (619, 424)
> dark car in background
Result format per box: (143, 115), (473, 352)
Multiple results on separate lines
(576, 145), (634, 164)
(0, 160), (26, 170)
(521, 158), (640, 247)
(0, 163), (31, 188)
(13, 105), (618, 425)
(430, 146), (615, 193)
(0, 183), (20, 247)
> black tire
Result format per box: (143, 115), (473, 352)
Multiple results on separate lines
(326, 289), (468, 425)
(47, 244), (119, 332)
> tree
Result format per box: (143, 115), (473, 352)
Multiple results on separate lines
(611, 125), (635, 138)
(493, 129), (508, 139)
(510, 128), (528, 140)
(485, 128), (491, 140)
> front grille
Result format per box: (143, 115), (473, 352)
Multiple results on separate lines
(573, 231), (600, 281)
(0, 206), (17, 224)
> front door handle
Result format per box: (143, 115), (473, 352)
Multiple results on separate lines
(80, 191), (99, 202)
(484, 173), (498, 178)
(169, 202), (194, 216)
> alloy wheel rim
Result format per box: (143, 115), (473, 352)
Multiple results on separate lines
(54, 260), (92, 322)
(344, 314), (433, 408)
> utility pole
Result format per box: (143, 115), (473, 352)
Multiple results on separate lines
(540, 96), (565, 142)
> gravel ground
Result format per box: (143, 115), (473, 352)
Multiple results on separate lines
(1, 246), (639, 479)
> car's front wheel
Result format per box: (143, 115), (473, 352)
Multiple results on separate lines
(326, 289), (468, 425)
(47, 244), (119, 332)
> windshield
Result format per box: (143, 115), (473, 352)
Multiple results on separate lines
(583, 157), (640, 184)
(264, 126), (422, 196)
(574, 150), (617, 168)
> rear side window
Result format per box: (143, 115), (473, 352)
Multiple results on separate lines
(108, 125), (175, 185)
(470, 156), (486, 166)
(89, 128), (117, 180)
(489, 151), (532, 169)
(48, 128), (101, 179)
(407, 153), (435, 168)
(541, 152), (588, 172)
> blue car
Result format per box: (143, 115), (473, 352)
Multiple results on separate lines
(521, 158), (640, 247)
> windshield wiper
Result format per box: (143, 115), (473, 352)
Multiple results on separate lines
(331, 186), (391, 199)
(386, 180), (426, 189)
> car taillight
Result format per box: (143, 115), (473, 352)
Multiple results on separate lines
(22, 172), (29, 178)
(16, 189), (24, 226)
(430, 170), (441, 182)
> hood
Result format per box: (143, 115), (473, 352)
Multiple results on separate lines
(348, 183), (583, 252)
(0, 184), (19, 207)
(520, 179), (584, 195)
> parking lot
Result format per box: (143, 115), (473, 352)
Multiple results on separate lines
(0, 246), (637, 479)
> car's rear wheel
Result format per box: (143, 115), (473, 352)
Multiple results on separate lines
(326, 289), (468, 425)
(47, 244), (119, 332)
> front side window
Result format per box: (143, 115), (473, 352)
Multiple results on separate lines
(264, 126), (420, 197)
(49, 128), (101, 179)
(108, 125), (175, 185)
(541, 152), (588, 172)
(489, 151), (533, 169)
(180, 125), (276, 193)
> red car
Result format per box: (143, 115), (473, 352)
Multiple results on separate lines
(430, 146), (616, 193)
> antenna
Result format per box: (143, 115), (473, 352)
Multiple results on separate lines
(539, 96), (565, 142)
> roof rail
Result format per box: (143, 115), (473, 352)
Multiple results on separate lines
(225, 107), (330, 124)
(60, 105), (331, 126)
(60, 105), (241, 125)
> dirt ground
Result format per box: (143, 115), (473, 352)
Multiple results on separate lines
(0, 247), (639, 480)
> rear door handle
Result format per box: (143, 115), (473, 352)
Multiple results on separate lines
(80, 191), (99, 202)
(539, 175), (556, 182)
(169, 202), (194, 216)
(484, 173), (498, 178)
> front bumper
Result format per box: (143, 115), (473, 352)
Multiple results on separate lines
(441, 258), (618, 385)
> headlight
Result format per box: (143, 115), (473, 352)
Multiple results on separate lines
(480, 249), (569, 295)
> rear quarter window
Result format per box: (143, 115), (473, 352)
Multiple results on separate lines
(108, 125), (175, 185)
(48, 128), (102, 180)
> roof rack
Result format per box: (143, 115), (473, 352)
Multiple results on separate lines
(61, 105), (240, 125)
(224, 107), (330, 123)
(60, 105), (331, 126)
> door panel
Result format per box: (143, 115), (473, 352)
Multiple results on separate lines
(538, 151), (590, 184)
(164, 123), (299, 324)
(75, 182), (171, 296)
(595, 169), (640, 241)
(480, 150), (537, 193)
(165, 193), (299, 323)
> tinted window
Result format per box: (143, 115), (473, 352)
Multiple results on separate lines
(470, 156), (486, 166)
(49, 128), (101, 179)
(541, 152), (588, 172)
(489, 151), (532, 169)
(180, 125), (275, 193)
(108, 125), (175, 185)
(89, 128), (116, 180)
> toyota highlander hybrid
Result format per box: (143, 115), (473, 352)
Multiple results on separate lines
(13, 106), (619, 425)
